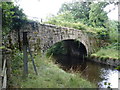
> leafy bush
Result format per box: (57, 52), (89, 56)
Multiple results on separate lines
(45, 19), (87, 31)
(107, 20), (118, 43)
(46, 41), (67, 56)
(11, 50), (23, 75)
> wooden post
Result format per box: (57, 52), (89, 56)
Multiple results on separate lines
(0, 58), (1, 86)
(0, 51), (2, 90)
(117, 2), (120, 89)
(0, 7), (2, 89)
(28, 45), (38, 75)
(6, 50), (11, 88)
(23, 32), (28, 77)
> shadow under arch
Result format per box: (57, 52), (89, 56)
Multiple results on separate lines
(62, 39), (87, 57)
(46, 39), (87, 58)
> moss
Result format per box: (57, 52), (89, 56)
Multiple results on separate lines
(115, 66), (120, 71)
(103, 57), (109, 60)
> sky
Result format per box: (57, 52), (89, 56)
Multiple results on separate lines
(14, 0), (118, 21)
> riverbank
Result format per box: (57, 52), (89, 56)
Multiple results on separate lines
(89, 47), (119, 67)
(88, 55), (119, 67)
(9, 54), (96, 88)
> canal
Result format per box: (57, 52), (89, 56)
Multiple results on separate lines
(53, 55), (120, 88)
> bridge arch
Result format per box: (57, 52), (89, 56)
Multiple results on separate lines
(36, 24), (99, 56)
(42, 38), (88, 56)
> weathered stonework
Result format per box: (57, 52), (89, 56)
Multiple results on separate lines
(89, 56), (120, 67)
(10, 23), (100, 56)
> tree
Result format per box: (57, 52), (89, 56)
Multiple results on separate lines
(2, 2), (27, 50)
(59, 1), (91, 25)
(89, 2), (108, 27)
(2, 2), (27, 33)
(46, 11), (74, 24)
(107, 20), (118, 42)
(2, 2), (15, 35)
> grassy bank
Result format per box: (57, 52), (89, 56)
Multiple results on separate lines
(10, 54), (96, 88)
(91, 48), (118, 59)
(91, 43), (119, 59)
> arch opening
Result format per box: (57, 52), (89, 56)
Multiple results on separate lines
(46, 39), (88, 68)
(46, 39), (87, 58)
(63, 39), (87, 57)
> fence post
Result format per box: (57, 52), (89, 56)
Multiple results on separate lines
(0, 5), (2, 89)
(0, 50), (2, 90)
(6, 50), (12, 88)
(118, 2), (120, 90)
(23, 32), (28, 77)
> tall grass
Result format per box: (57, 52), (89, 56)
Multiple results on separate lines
(10, 54), (96, 88)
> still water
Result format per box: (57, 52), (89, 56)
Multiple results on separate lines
(54, 55), (120, 88)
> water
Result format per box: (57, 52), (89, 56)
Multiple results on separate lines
(54, 55), (120, 88)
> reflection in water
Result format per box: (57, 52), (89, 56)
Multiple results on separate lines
(54, 55), (119, 88)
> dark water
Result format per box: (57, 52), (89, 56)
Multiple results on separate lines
(54, 55), (120, 88)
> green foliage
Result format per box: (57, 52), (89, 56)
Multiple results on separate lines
(11, 49), (23, 75)
(2, 2), (15, 35)
(2, 2), (27, 35)
(107, 20), (118, 42)
(115, 66), (120, 70)
(11, 5), (27, 30)
(59, 1), (91, 25)
(88, 2), (110, 39)
(91, 43), (119, 59)
(104, 42), (119, 50)
(2, 2), (28, 51)
(59, 1), (109, 28)
(45, 14), (110, 40)
(45, 11), (74, 24)
(89, 2), (108, 27)
(45, 11), (88, 30)
(46, 41), (67, 56)
(92, 27), (109, 39)
(45, 1), (118, 41)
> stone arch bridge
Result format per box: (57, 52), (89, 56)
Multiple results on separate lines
(10, 23), (100, 56)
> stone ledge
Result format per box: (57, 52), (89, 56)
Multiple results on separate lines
(88, 55), (120, 67)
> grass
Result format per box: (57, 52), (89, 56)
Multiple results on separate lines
(10, 54), (96, 88)
(91, 48), (118, 59)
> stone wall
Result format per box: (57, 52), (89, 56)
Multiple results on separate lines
(10, 23), (100, 56)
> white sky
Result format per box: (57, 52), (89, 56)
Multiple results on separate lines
(14, 0), (118, 21)
(104, 3), (118, 21)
